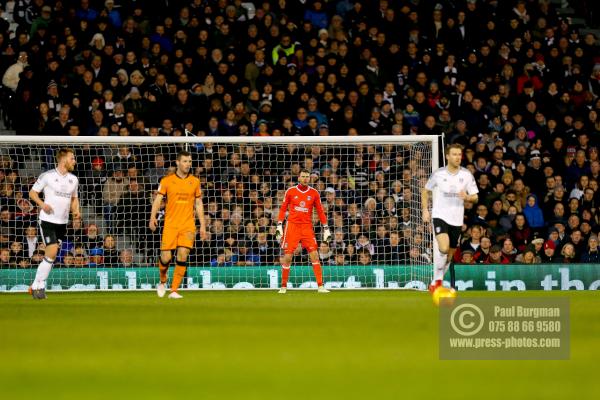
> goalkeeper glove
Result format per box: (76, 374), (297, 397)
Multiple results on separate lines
(323, 226), (332, 243)
(276, 222), (284, 241)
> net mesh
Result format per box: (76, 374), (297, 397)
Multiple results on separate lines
(0, 137), (434, 291)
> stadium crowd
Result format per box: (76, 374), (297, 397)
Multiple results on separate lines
(0, 0), (599, 268)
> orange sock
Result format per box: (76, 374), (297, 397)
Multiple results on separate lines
(281, 264), (290, 288)
(171, 262), (187, 292)
(158, 259), (169, 284)
(312, 261), (323, 287)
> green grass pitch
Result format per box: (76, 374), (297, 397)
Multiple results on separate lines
(1, 290), (598, 400)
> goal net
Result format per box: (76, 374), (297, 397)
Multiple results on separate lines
(0, 135), (438, 291)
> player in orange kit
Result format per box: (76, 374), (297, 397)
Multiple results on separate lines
(149, 150), (207, 299)
(276, 169), (332, 293)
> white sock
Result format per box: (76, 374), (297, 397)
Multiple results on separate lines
(432, 247), (447, 281)
(442, 258), (452, 276)
(31, 258), (54, 290)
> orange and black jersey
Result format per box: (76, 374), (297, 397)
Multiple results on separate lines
(157, 173), (201, 230)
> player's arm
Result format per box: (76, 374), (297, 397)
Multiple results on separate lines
(70, 180), (81, 219)
(421, 187), (431, 222)
(276, 190), (290, 240)
(195, 196), (208, 240)
(459, 173), (479, 203)
(459, 192), (479, 203)
(70, 196), (81, 220)
(29, 173), (53, 214)
(422, 172), (436, 222)
(29, 188), (53, 214)
(149, 192), (164, 232)
(315, 192), (331, 242)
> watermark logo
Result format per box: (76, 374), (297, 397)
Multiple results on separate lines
(450, 303), (485, 336)
(440, 298), (570, 360)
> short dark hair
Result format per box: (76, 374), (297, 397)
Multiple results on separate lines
(299, 168), (310, 175)
(177, 150), (192, 160)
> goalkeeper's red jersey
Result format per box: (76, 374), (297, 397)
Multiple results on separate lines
(278, 185), (327, 225)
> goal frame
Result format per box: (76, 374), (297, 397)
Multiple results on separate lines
(0, 134), (440, 291)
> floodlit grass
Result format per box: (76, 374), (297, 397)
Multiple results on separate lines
(0, 290), (598, 399)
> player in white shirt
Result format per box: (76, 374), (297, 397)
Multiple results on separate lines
(29, 148), (80, 299)
(422, 144), (478, 293)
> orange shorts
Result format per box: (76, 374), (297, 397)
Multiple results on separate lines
(281, 222), (318, 254)
(161, 227), (195, 250)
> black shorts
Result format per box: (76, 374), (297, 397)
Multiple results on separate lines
(38, 220), (67, 246)
(432, 218), (462, 249)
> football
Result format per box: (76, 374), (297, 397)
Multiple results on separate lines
(432, 286), (458, 307)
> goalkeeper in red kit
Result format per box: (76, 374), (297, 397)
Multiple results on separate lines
(276, 169), (332, 293)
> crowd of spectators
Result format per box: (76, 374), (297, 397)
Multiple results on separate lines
(0, 0), (599, 269)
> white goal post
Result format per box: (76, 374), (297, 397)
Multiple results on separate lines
(0, 135), (439, 291)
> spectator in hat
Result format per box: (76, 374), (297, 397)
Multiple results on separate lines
(304, 1), (328, 29)
(88, 247), (104, 268)
(44, 80), (62, 117)
(459, 248), (475, 264)
(502, 188), (522, 213)
(485, 245), (511, 264)
(541, 239), (558, 263)
(103, 0), (122, 28)
(355, 233), (374, 256)
(523, 194), (545, 231)
(549, 221), (567, 245)
(76, 0), (99, 22)
(255, 119), (270, 136)
(271, 35), (296, 65)
(30, 4), (52, 37)
(508, 127), (530, 153)
(124, 86), (150, 121)
(81, 156), (107, 208)
(515, 245), (541, 264)
(530, 236), (545, 256)
(527, 150), (546, 195)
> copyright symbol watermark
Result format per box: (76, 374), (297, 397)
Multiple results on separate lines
(450, 303), (485, 336)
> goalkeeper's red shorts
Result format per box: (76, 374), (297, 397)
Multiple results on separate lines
(281, 222), (318, 254)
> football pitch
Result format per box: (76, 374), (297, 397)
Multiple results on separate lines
(1, 291), (598, 400)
